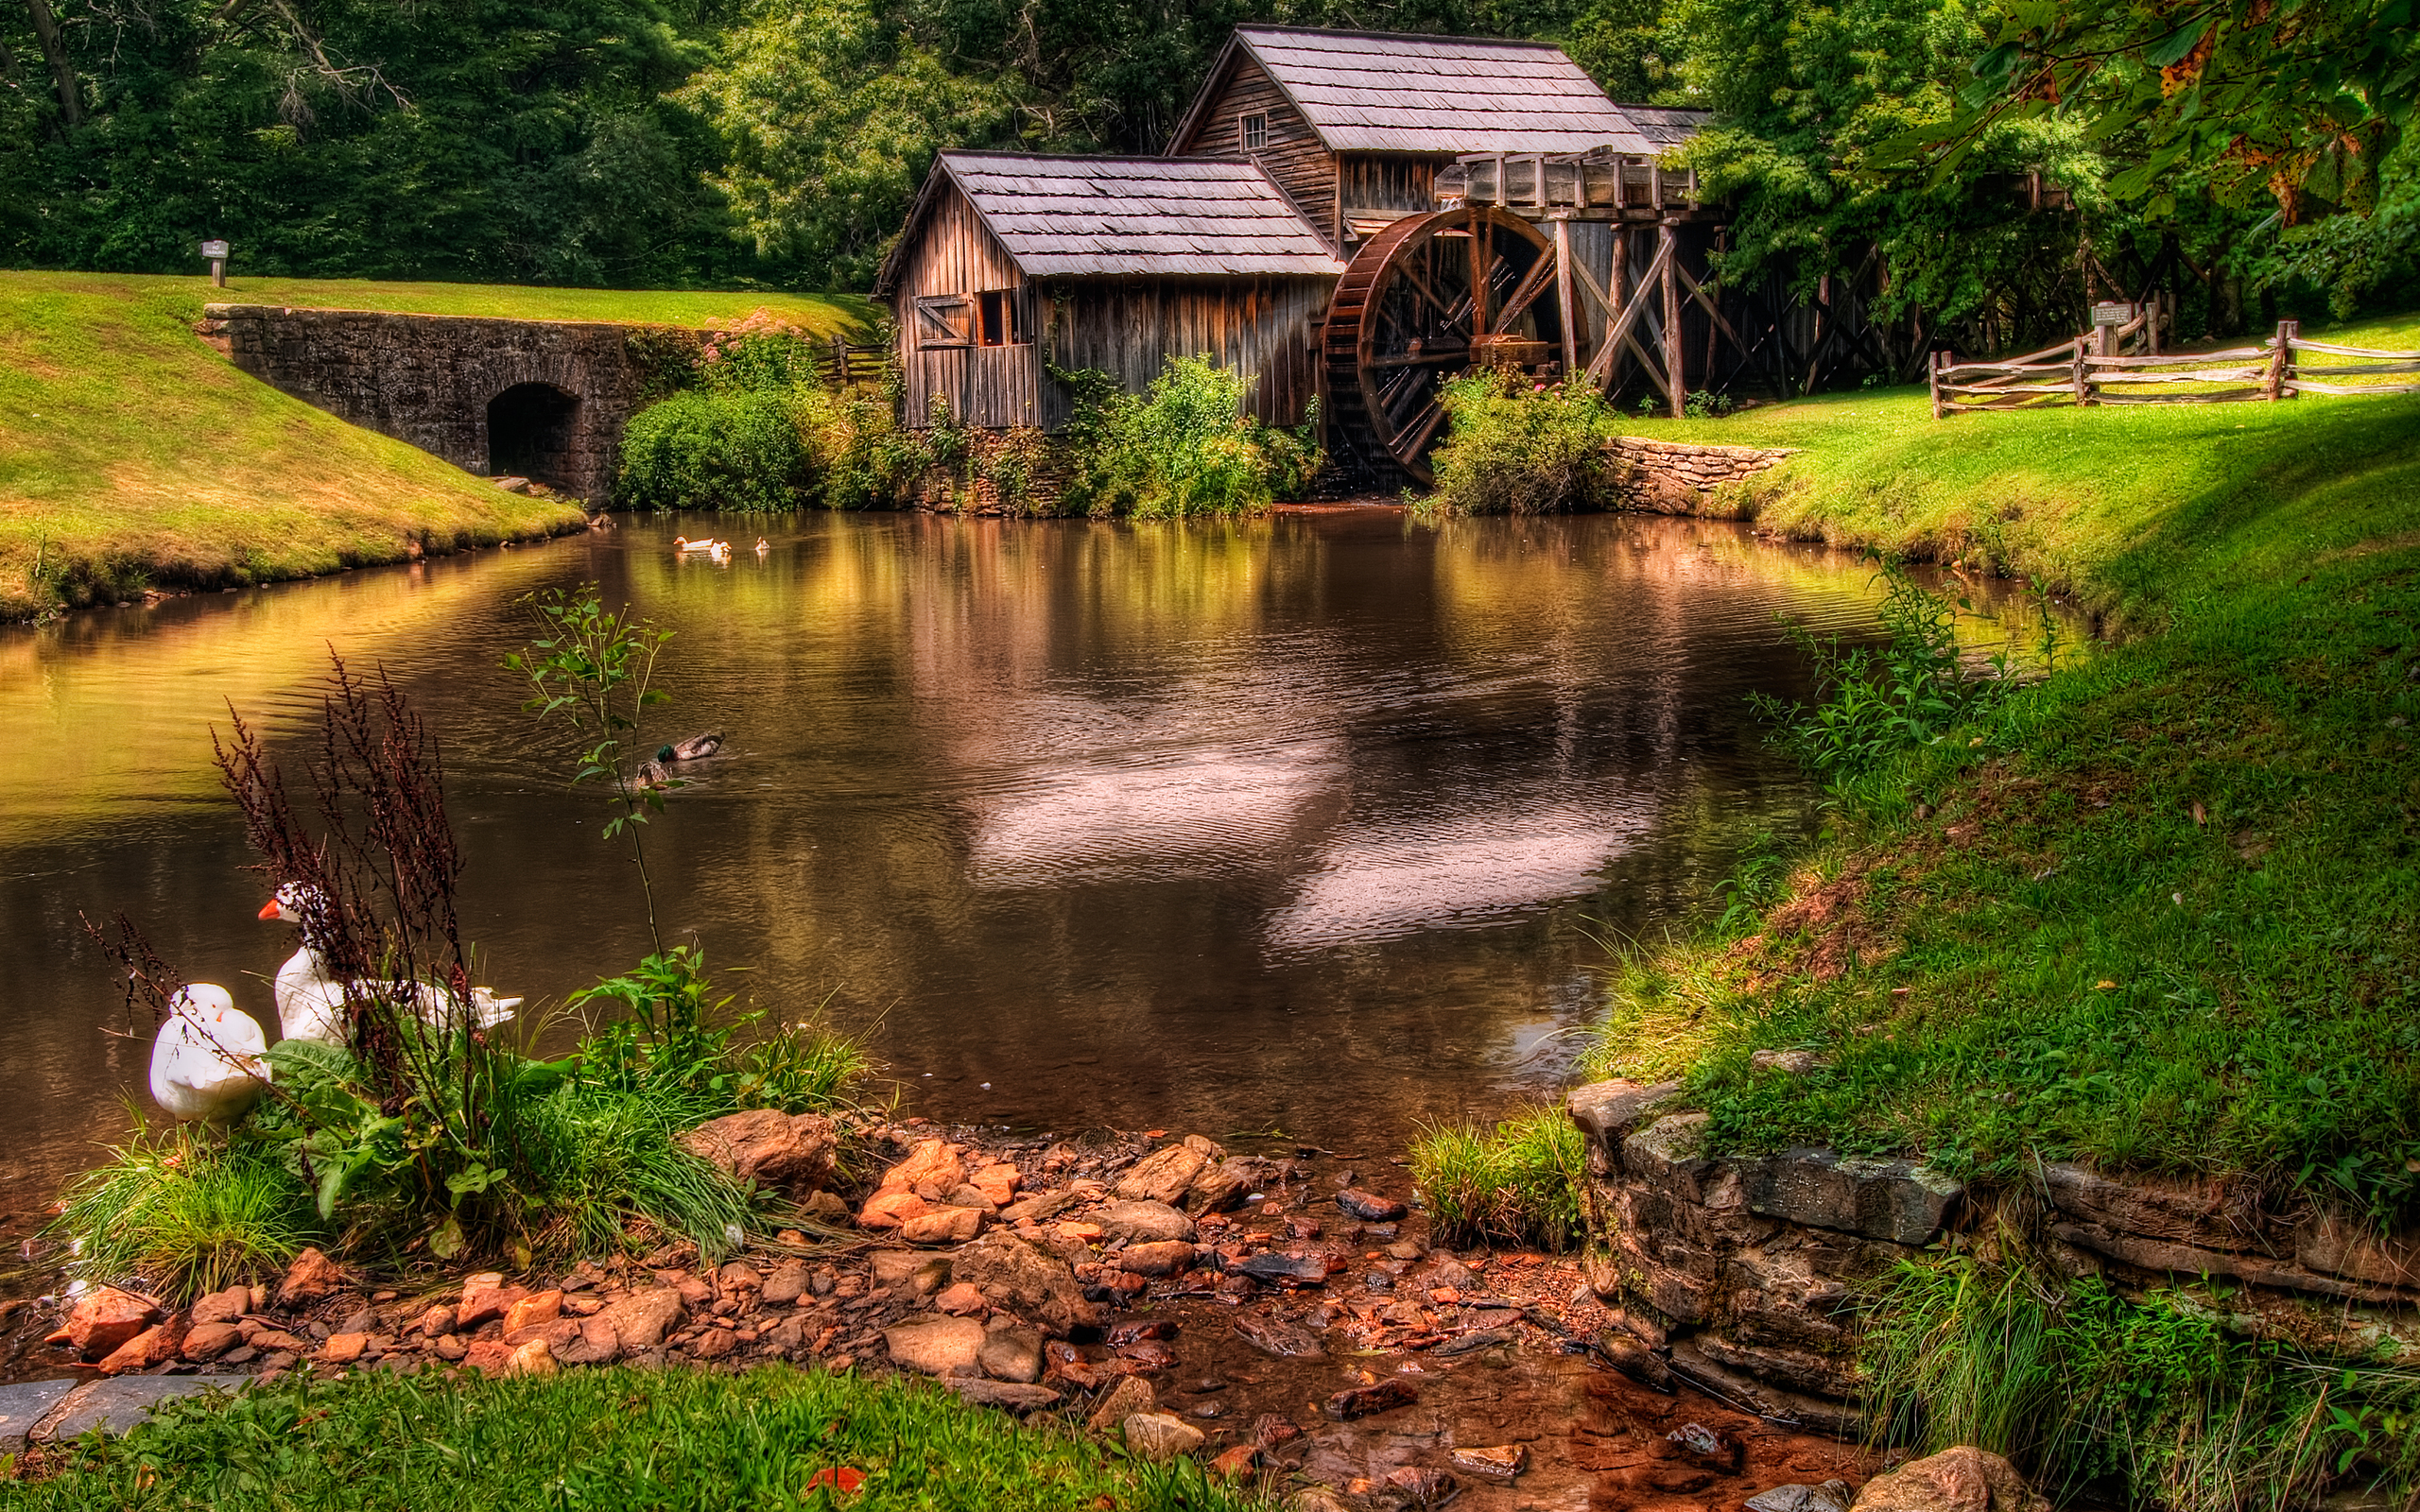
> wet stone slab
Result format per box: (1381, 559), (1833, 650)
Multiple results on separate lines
(0, 1379), (77, 1450)
(43, 1375), (248, 1441)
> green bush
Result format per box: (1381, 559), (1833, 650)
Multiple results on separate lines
(792, 382), (944, 511)
(1409, 1106), (1584, 1251)
(1058, 355), (1320, 518)
(1424, 372), (1630, 516)
(617, 388), (815, 513)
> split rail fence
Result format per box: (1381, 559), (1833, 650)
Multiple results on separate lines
(812, 337), (890, 388)
(1928, 319), (2420, 418)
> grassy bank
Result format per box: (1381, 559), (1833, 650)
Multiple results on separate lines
(1584, 309), (2420, 1228)
(0, 274), (873, 621)
(12, 1365), (1261, 1510)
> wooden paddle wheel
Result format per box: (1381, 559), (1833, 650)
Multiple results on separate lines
(1322, 206), (1581, 485)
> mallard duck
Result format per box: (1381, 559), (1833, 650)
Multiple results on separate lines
(260, 884), (519, 1041)
(658, 732), (723, 763)
(149, 985), (268, 1123)
(636, 760), (671, 791)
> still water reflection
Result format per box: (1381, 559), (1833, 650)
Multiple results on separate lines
(0, 509), (2006, 1212)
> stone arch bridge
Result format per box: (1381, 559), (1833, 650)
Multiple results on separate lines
(199, 304), (711, 504)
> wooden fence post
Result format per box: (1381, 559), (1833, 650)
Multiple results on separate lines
(1929, 349), (1945, 420)
(2071, 339), (2089, 407)
(2262, 319), (2295, 401)
(1660, 218), (1685, 419)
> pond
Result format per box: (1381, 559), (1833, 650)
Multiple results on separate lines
(0, 507), (2034, 1223)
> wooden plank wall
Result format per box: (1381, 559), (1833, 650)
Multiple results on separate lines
(1040, 277), (1329, 430)
(1174, 57), (1339, 248)
(1336, 155), (1438, 222)
(890, 184), (1046, 429)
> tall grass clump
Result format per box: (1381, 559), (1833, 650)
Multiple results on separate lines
(1864, 1234), (2420, 1512)
(53, 1122), (321, 1298)
(1409, 1106), (1584, 1250)
(1422, 371), (1630, 516)
(1057, 355), (1320, 518)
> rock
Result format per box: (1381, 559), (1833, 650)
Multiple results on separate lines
(936, 1282), (990, 1315)
(65, 1287), (161, 1360)
(190, 1286), (250, 1328)
(1184, 1161), (1251, 1214)
(38, 1376), (246, 1442)
(1286, 1492), (1356, 1512)
(1596, 1332), (1672, 1389)
(1665, 1421), (1741, 1470)
(1233, 1314), (1324, 1357)
(1385, 1467), (1460, 1507)
(1000, 1190), (1080, 1226)
(1337, 1189), (1409, 1223)
(950, 1232), (1098, 1336)
(503, 1290), (563, 1341)
(1323, 1380), (1417, 1419)
(1085, 1375), (1157, 1433)
(456, 1274), (527, 1330)
(433, 1335), (469, 1361)
(858, 1190), (931, 1230)
(462, 1340), (513, 1376)
(881, 1138), (968, 1199)
(414, 1304), (456, 1337)
(1751, 1049), (1826, 1075)
(97, 1321), (184, 1375)
(1119, 1242), (1196, 1278)
(688, 1327), (737, 1359)
(1098, 1200), (1196, 1245)
(1122, 1413), (1205, 1462)
(182, 1322), (243, 1363)
(970, 1164), (1021, 1207)
(1253, 1415), (1303, 1449)
(1115, 1145), (1210, 1206)
(319, 1332), (369, 1366)
(802, 1190), (852, 1226)
(596, 1287), (686, 1352)
(0, 1380), (78, 1452)
(505, 1338), (557, 1378)
(1435, 1325), (1521, 1357)
(1738, 1148), (1962, 1246)
(900, 1207), (986, 1246)
(762, 1261), (811, 1306)
(277, 1247), (345, 1305)
(945, 1379), (1062, 1413)
(717, 1263), (763, 1295)
(1748, 1482), (1854, 1512)
(1451, 1445), (1528, 1482)
(556, 1315), (621, 1366)
(1211, 1445), (1259, 1479)
(1567, 1077), (1685, 1144)
(979, 1320), (1045, 1383)
(1850, 1448), (2048, 1512)
(247, 1328), (309, 1353)
(679, 1109), (838, 1194)
(885, 1316), (988, 1376)
(1238, 1252), (1330, 1286)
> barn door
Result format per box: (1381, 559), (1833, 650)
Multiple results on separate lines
(914, 295), (974, 350)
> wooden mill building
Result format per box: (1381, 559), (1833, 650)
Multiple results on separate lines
(876, 26), (1863, 483)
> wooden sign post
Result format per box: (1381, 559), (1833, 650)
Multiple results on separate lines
(2090, 301), (2131, 358)
(199, 239), (229, 287)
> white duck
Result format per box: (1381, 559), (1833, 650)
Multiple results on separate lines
(673, 536), (727, 555)
(148, 985), (268, 1123)
(260, 884), (521, 1043)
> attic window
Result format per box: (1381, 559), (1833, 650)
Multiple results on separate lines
(1239, 112), (1269, 151)
(976, 289), (1027, 347)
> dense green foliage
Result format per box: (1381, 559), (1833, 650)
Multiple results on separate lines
(1424, 372), (1629, 515)
(1409, 1107), (1584, 1250)
(619, 388), (815, 511)
(1583, 314), (2420, 1228)
(1864, 1237), (2420, 1510)
(12, 1365), (1267, 1509)
(1054, 356), (1320, 519)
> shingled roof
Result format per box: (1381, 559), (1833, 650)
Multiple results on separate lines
(1175, 26), (1659, 156)
(1619, 106), (1713, 149)
(874, 152), (1345, 293)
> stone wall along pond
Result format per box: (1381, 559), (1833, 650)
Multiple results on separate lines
(1568, 1075), (2420, 1434)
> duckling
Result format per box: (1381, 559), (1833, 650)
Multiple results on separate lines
(658, 732), (724, 763)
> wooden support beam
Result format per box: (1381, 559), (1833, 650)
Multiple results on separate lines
(1552, 215), (1579, 378)
(1660, 219), (1684, 419)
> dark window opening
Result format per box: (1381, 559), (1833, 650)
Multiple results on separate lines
(487, 383), (580, 489)
(1240, 112), (1269, 151)
(976, 289), (1027, 347)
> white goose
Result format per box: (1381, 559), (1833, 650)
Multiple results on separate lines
(260, 884), (522, 1044)
(148, 985), (268, 1123)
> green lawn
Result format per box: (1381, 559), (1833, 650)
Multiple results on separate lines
(0, 274), (873, 621)
(11, 1366), (1265, 1511)
(1583, 309), (2420, 1228)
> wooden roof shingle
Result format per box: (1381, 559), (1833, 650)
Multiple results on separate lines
(1182, 26), (1662, 156)
(875, 153), (1346, 292)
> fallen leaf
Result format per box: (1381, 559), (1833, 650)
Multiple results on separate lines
(805, 1467), (866, 1495)
(2095, 980), (2118, 990)
(2191, 801), (2206, 825)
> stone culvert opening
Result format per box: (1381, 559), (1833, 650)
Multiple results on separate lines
(486, 383), (582, 490)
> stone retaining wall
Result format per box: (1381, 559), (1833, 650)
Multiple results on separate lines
(1569, 1077), (2420, 1433)
(1608, 437), (1797, 517)
(199, 304), (700, 504)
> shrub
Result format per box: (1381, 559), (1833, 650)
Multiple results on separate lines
(618, 388), (815, 512)
(1409, 1106), (1584, 1250)
(1058, 355), (1320, 518)
(1424, 372), (1630, 516)
(792, 381), (942, 511)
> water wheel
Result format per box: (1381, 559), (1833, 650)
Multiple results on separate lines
(1322, 206), (1579, 486)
